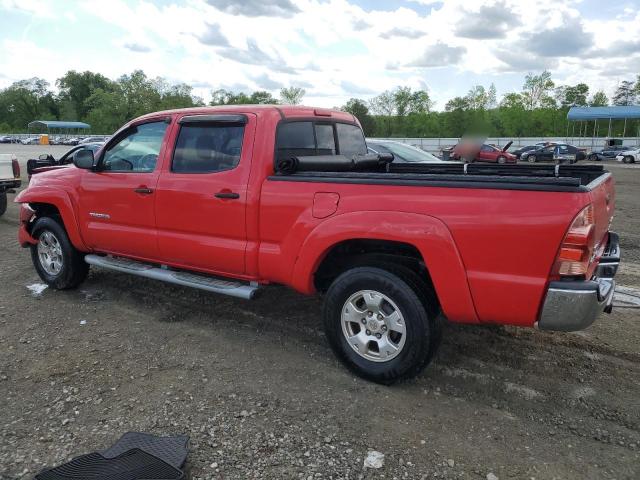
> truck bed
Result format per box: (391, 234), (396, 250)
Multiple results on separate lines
(271, 162), (608, 193)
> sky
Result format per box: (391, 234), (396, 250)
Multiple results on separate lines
(0, 0), (639, 110)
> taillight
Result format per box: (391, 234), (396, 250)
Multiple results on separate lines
(12, 157), (20, 178)
(552, 205), (595, 278)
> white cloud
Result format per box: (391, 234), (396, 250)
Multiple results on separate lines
(0, 0), (638, 109)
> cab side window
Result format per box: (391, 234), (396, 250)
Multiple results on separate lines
(102, 121), (168, 172)
(276, 122), (316, 160)
(276, 121), (365, 161)
(172, 123), (245, 173)
(336, 123), (367, 156)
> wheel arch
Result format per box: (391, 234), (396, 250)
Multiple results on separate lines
(15, 187), (87, 251)
(292, 211), (479, 324)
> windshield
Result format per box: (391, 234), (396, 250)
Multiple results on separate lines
(369, 142), (441, 162)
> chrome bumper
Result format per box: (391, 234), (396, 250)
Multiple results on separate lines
(537, 232), (620, 332)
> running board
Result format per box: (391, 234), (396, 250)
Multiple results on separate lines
(84, 254), (259, 300)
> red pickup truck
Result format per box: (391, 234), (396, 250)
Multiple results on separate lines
(15, 106), (620, 383)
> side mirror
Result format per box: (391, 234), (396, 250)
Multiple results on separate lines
(73, 149), (96, 170)
(38, 153), (50, 161)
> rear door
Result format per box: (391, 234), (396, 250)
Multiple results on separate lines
(78, 119), (170, 259)
(154, 113), (256, 276)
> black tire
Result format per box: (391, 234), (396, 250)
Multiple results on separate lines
(0, 191), (6, 216)
(323, 266), (440, 384)
(30, 216), (89, 289)
(497, 155), (506, 164)
(589, 153), (599, 161)
(527, 155), (537, 163)
(625, 156), (635, 164)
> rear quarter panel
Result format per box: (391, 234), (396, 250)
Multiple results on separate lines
(258, 179), (591, 327)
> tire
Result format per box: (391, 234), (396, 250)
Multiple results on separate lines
(625, 156), (635, 164)
(0, 191), (6, 217)
(589, 153), (599, 161)
(497, 155), (507, 164)
(527, 155), (537, 163)
(30, 216), (89, 289)
(323, 266), (440, 384)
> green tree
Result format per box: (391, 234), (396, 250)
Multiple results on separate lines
(612, 80), (636, 106)
(56, 70), (114, 120)
(555, 83), (589, 107)
(342, 98), (376, 136)
(369, 90), (396, 136)
(280, 87), (305, 105)
(522, 71), (555, 110)
(589, 90), (608, 106)
(499, 92), (525, 109)
(0, 78), (58, 130)
(465, 84), (496, 110)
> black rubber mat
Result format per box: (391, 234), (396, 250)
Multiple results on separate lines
(102, 432), (189, 469)
(35, 448), (184, 480)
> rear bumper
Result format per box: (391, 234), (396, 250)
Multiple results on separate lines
(537, 232), (620, 332)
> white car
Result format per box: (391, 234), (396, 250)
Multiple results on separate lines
(366, 140), (448, 163)
(615, 148), (639, 164)
(0, 153), (21, 216)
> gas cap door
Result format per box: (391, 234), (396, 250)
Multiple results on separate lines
(312, 192), (340, 219)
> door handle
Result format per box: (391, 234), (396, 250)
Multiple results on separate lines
(214, 191), (240, 199)
(134, 187), (154, 194)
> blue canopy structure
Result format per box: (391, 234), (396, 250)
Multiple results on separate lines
(28, 120), (90, 130)
(566, 106), (640, 141)
(567, 106), (640, 121)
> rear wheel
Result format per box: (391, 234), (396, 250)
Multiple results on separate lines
(624, 155), (635, 164)
(0, 191), (6, 216)
(527, 155), (537, 163)
(323, 266), (440, 384)
(589, 153), (599, 161)
(30, 216), (89, 289)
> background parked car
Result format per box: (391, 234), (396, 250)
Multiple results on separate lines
(588, 145), (629, 161)
(452, 141), (516, 164)
(63, 137), (81, 145)
(367, 140), (445, 162)
(521, 143), (585, 163)
(511, 142), (549, 159)
(0, 135), (13, 144)
(79, 136), (107, 145)
(26, 143), (104, 177)
(21, 136), (40, 145)
(616, 148), (639, 164)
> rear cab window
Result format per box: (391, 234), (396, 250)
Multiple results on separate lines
(276, 121), (366, 161)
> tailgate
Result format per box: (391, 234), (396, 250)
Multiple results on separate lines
(0, 154), (15, 180)
(589, 172), (615, 249)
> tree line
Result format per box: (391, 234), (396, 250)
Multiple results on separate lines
(0, 69), (638, 138)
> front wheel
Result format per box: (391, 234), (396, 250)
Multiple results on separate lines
(497, 155), (507, 164)
(323, 267), (439, 384)
(624, 156), (635, 164)
(527, 155), (537, 163)
(589, 153), (599, 161)
(30, 217), (89, 289)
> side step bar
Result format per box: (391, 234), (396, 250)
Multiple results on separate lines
(84, 254), (259, 300)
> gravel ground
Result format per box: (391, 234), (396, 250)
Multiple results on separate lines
(1, 145), (639, 479)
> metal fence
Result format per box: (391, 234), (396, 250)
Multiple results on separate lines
(371, 137), (640, 154)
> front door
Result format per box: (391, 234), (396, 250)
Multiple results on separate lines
(154, 113), (255, 276)
(78, 119), (170, 260)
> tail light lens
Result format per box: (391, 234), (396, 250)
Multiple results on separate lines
(12, 157), (20, 178)
(552, 204), (595, 278)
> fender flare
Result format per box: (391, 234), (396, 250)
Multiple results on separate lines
(291, 211), (479, 324)
(15, 187), (88, 251)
